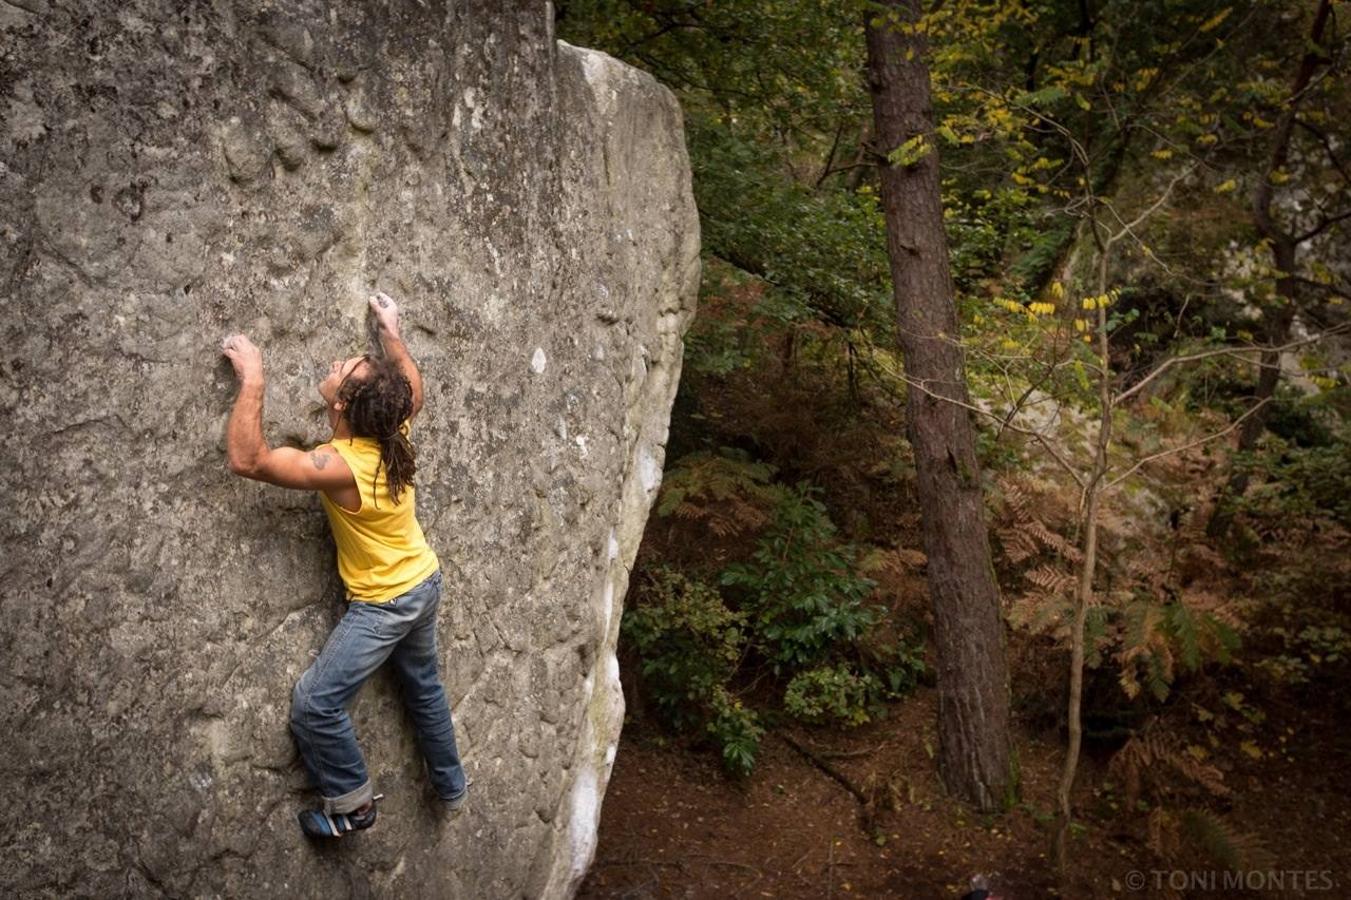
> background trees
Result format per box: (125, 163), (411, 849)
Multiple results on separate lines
(561, 0), (1350, 887)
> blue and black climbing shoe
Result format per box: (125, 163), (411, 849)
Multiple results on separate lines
(298, 794), (383, 838)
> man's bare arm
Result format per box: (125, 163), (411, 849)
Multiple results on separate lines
(370, 292), (424, 421)
(221, 334), (355, 490)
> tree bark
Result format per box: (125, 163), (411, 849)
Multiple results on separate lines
(865, 0), (1014, 811)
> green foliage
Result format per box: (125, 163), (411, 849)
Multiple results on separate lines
(633, 474), (925, 769)
(622, 567), (760, 773)
(783, 663), (880, 726)
(1231, 420), (1351, 528)
(1257, 625), (1351, 686)
(689, 120), (893, 335)
(707, 686), (764, 776)
(721, 482), (879, 672)
(1119, 597), (1241, 702)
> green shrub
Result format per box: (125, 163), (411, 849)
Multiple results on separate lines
(720, 482), (879, 673)
(623, 567), (746, 730)
(1233, 432), (1351, 528)
(707, 686), (764, 776)
(783, 663), (880, 726)
(621, 567), (763, 773)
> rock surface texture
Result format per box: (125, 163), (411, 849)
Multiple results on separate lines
(0, 2), (698, 897)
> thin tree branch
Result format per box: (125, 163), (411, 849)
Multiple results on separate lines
(1105, 398), (1272, 489)
(1294, 207), (1351, 244)
(1114, 326), (1347, 406)
(866, 353), (1086, 487)
(1295, 118), (1351, 186)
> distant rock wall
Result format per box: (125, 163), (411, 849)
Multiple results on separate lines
(0, 2), (699, 897)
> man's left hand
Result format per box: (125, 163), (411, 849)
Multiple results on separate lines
(369, 292), (401, 337)
(222, 334), (263, 383)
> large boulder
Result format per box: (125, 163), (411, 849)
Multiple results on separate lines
(0, 2), (698, 897)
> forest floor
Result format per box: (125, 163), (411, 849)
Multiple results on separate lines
(579, 669), (1351, 899)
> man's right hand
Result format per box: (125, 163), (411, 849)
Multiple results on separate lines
(221, 334), (263, 384)
(370, 292), (401, 338)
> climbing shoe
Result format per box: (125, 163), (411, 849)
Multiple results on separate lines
(298, 794), (383, 838)
(442, 777), (472, 812)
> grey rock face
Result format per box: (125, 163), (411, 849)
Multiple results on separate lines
(0, 3), (698, 898)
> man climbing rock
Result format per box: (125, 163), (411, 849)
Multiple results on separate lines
(221, 292), (468, 838)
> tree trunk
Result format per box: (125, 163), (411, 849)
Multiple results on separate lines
(1054, 221), (1114, 870)
(1207, 240), (1298, 537)
(865, 0), (1014, 812)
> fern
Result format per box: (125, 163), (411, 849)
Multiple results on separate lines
(656, 448), (783, 538)
(1179, 809), (1272, 871)
(1110, 729), (1229, 809)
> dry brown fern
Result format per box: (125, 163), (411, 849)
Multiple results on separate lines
(1109, 729), (1229, 810)
(656, 450), (781, 539)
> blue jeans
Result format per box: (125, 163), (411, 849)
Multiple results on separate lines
(290, 569), (467, 814)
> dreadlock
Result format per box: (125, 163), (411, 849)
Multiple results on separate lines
(337, 355), (416, 507)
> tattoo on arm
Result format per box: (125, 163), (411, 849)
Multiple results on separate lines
(310, 451), (331, 471)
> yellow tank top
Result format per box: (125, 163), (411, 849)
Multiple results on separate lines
(318, 421), (439, 603)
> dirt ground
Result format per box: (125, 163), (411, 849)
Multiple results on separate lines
(579, 679), (1351, 899)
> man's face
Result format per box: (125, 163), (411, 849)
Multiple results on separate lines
(319, 355), (369, 407)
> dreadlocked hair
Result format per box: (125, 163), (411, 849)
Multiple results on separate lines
(337, 355), (416, 507)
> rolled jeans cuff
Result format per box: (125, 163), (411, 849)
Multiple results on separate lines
(323, 779), (373, 815)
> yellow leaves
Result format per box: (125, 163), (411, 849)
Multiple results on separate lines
(887, 134), (931, 167)
(1133, 67), (1159, 92)
(1081, 293), (1111, 310)
(1269, 169), (1291, 185)
(937, 124), (960, 144)
(1152, 148), (1174, 160)
(1239, 740), (1263, 760)
(1251, 114), (1274, 129)
(1199, 7), (1233, 32)
(985, 102), (1017, 133)
(1050, 281), (1065, 299)
(1075, 94), (1091, 111)
(1074, 318), (1088, 332)
(1214, 179), (1238, 194)
(1196, 133), (1219, 146)
(1186, 744), (1209, 761)
(1028, 301), (1056, 315)
(1011, 171), (1034, 186)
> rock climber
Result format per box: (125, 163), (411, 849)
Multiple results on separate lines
(221, 292), (468, 838)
